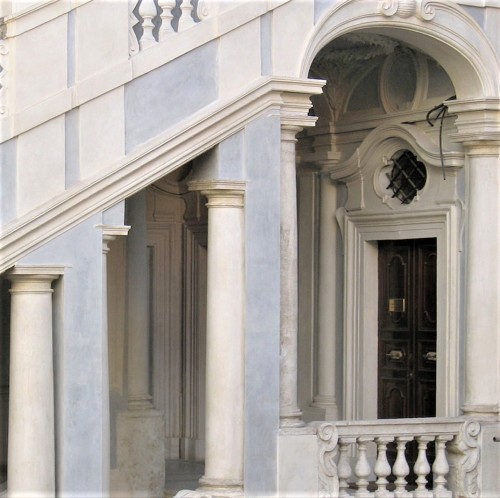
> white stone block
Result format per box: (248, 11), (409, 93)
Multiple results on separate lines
(75, 0), (129, 82)
(13, 16), (67, 112)
(79, 88), (125, 180)
(17, 116), (65, 217)
(278, 433), (319, 497)
(272, 1), (314, 76)
(218, 18), (261, 97)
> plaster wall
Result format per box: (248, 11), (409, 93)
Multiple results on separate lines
(16, 117), (65, 217)
(125, 41), (218, 153)
(0, 139), (16, 227)
(17, 214), (111, 495)
(11, 15), (67, 113)
(243, 114), (281, 496)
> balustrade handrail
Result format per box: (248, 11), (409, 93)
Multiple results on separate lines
(313, 417), (482, 498)
(333, 416), (468, 440)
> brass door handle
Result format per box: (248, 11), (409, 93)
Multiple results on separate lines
(386, 349), (404, 361)
(423, 351), (437, 362)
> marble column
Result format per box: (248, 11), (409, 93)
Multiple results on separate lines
(311, 172), (339, 420)
(190, 180), (246, 498)
(126, 192), (153, 410)
(280, 124), (304, 428)
(7, 265), (64, 498)
(462, 142), (500, 419)
(117, 194), (165, 497)
(100, 225), (129, 495)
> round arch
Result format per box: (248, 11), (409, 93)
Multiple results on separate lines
(300, 0), (500, 100)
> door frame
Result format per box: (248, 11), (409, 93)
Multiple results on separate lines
(340, 206), (462, 421)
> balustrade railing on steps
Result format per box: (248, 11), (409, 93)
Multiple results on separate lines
(130, 0), (205, 55)
(315, 418), (481, 498)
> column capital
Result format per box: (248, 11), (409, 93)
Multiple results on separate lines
(7, 265), (65, 292)
(188, 180), (246, 208)
(95, 224), (130, 253)
(447, 98), (500, 146)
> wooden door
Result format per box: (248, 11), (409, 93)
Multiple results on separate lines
(378, 238), (437, 419)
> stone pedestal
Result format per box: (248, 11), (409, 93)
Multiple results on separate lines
(117, 410), (166, 498)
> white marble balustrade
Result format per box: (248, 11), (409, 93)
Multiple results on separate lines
(316, 418), (482, 498)
(130, 0), (203, 53)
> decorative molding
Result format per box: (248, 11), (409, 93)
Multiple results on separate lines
(317, 423), (339, 498)
(378, 0), (436, 21)
(302, 0), (500, 100)
(330, 123), (464, 182)
(0, 40), (9, 118)
(0, 76), (323, 274)
(342, 206), (462, 420)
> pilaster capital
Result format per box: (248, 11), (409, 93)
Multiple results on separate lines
(7, 265), (65, 293)
(447, 98), (500, 149)
(95, 224), (130, 253)
(188, 180), (246, 208)
(277, 77), (325, 135)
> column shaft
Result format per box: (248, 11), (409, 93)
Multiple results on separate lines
(280, 126), (303, 427)
(312, 173), (339, 420)
(463, 146), (500, 418)
(190, 181), (245, 497)
(126, 192), (153, 408)
(7, 267), (63, 497)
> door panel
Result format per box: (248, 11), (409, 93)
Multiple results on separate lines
(378, 238), (437, 420)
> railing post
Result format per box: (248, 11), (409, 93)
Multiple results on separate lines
(158, 0), (175, 40)
(138, 0), (157, 49)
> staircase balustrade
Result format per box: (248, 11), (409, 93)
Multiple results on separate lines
(130, 0), (204, 54)
(316, 418), (481, 498)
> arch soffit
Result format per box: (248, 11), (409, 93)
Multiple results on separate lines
(300, 0), (500, 100)
(331, 123), (465, 181)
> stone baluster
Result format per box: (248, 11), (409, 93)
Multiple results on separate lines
(139, 0), (157, 49)
(178, 0), (195, 31)
(374, 437), (394, 498)
(414, 436), (434, 498)
(338, 439), (352, 498)
(158, 0), (175, 40)
(354, 436), (373, 498)
(432, 435), (453, 498)
(393, 436), (412, 498)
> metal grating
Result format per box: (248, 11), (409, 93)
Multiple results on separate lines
(387, 150), (427, 204)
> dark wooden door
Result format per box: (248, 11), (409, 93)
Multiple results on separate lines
(378, 238), (437, 419)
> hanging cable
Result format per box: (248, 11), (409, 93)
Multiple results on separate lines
(426, 95), (455, 180)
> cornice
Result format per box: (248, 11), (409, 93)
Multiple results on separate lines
(0, 76), (323, 274)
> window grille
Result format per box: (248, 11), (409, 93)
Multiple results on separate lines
(387, 150), (427, 204)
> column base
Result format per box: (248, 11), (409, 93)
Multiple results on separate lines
(116, 409), (165, 497)
(195, 476), (243, 498)
(311, 395), (339, 420)
(127, 393), (154, 411)
(280, 409), (305, 428)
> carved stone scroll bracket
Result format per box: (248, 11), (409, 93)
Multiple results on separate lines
(318, 423), (340, 498)
(447, 420), (481, 498)
(378, 0), (436, 21)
